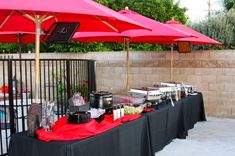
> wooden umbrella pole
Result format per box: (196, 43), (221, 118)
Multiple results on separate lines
(125, 38), (130, 95)
(170, 42), (173, 81)
(20, 12), (53, 103)
(35, 16), (41, 103)
(18, 11), (42, 103)
(18, 33), (22, 60)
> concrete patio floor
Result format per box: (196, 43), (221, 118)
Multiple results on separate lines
(155, 117), (235, 156)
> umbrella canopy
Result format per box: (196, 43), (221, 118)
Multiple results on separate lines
(164, 20), (222, 45)
(0, 0), (148, 33)
(0, 31), (38, 44)
(74, 9), (192, 43)
(0, 0), (149, 102)
(0, 31), (43, 59)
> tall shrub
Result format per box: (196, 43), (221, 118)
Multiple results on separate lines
(190, 10), (235, 49)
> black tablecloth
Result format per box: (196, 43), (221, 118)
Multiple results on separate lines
(9, 116), (152, 156)
(9, 93), (205, 156)
(145, 92), (206, 153)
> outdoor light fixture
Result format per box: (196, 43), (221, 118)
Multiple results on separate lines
(44, 22), (80, 43)
(177, 41), (191, 53)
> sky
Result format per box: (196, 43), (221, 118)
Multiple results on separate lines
(177, 0), (224, 22)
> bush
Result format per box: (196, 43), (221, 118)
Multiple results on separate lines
(190, 9), (235, 49)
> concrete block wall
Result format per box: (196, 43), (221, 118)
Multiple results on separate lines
(2, 50), (235, 118)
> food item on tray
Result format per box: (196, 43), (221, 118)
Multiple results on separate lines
(113, 95), (145, 106)
(88, 108), (106, 123)
(88, 108), (105, 118)
(124, 106), (143, 115)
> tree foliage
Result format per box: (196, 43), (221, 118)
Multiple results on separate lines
(0, 0), (187, 53)
(96, 0), (187, 23)
(224, 0), (235, 10)
(0, 43), (19, 53)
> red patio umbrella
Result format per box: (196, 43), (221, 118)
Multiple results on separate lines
(164, 20), (222, 81)
(0, 0), (149, 102)
(0, 31), (43, 59)
(0, 0), (147, 33)
(73, 9), (192, 93)
(0, 32), (37, 44)
(74, 9), (192, 43)
(164, 20), (222, 45)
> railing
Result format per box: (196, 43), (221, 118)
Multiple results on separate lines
(0, 58), (96, 155)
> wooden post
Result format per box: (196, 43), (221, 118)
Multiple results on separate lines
(170, 42), (173, 81)
(125, 38), (130, 95)
(35, 15), (41, 103)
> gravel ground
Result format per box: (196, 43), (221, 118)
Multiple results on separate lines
(155, 117), (235, 156)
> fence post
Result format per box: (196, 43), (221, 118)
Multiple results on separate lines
(8, 59), (16, 135)
(66, 60), (71, 100)
(88, 60), (96, 94)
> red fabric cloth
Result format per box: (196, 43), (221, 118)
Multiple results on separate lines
(1, 86), (9, 93)
(119, 114), (141, 123)
(36, 114), (141, 142)
(143, 108), (154, 113)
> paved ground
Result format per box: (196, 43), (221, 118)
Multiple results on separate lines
(155, 117), (235, 156)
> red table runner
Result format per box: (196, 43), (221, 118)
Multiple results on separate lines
(36, 114), (140, 142)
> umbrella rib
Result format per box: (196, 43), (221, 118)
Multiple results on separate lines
(0, 10), (14, 29)
(95, 16), (119, 32)
(41, 15), (54, 23)
(41, 12), (58, 22)
(55, 17), (59, 22)
(40, 14), (48, 21)
(17, 10), (35, 22)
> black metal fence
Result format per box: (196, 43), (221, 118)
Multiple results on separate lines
(0, 58), (96, 155)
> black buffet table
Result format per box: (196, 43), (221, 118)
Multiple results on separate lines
(9, 93), (206, 156)
(145, 92), (206, 153)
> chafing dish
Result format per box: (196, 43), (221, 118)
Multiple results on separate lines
(130, 87), (162, 101)
(161, 82), (189, 98)
(130, 87), (164, 109)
